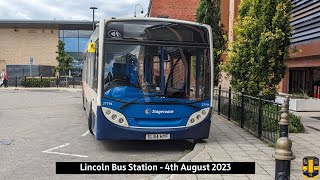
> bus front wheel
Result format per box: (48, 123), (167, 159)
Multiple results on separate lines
(88, 107), (94, 135)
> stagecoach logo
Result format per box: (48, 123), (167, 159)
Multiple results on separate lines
(145, 108), (175, 115)
(108, 30), (122, 38)
(145, 108), (151, 115)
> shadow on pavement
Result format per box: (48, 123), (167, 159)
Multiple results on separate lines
(99, 140), (196, 152)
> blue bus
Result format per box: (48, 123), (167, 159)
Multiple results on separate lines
(82, 18), (214, 140)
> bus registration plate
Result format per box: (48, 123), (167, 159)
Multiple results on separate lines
(146, 133), (170, 140)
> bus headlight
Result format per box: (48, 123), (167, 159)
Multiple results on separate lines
(186, 108), (210, 127)
(102, 107), (129, 127)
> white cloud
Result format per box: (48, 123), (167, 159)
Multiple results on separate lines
(0, 0), (150, 20)
(15, 11), (32, 20)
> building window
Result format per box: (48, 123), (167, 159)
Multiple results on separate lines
(64, 38), (79, 52)
(59, 30), (92, 77)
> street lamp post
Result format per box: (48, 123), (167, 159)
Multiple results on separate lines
(134, 4), (144, 17)
(90, 7), (98, 31)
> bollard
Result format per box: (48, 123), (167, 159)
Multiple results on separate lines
(279, 96), (290, 138)
(15, 75), (17, 87)
(273, 96), (295, 180)
(24, 76), (27, 88)
(73, 75), (75, 88)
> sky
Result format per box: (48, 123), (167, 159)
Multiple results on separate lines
(0, 0), (150, 21)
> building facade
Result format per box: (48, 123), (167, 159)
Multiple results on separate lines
(148, 0), (200, 21)
(279, 1), (320, 96)
(149, 0), (320, 97)
(0, 20), (94, 83)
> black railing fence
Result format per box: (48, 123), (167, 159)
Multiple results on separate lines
(7, 76), (82, 88)
(214, 86), (281, 143)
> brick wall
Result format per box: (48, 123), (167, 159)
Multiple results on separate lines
(0, 28), (59, 70)
(150, 0), (200, 21)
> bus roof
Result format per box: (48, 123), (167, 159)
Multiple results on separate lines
(101, 17), (210, 29)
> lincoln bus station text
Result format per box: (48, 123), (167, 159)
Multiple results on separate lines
(79, 163), (232, 173)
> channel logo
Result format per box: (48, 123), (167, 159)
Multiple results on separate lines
(303, 156), (319, 179)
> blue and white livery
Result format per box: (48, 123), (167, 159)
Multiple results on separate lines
(82, 17), (214, 140)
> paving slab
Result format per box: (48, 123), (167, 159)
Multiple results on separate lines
(164, 112), (320, 180)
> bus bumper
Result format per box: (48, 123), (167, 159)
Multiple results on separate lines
(95, 107), (212, 140)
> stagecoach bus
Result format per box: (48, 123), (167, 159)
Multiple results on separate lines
(82, 17), (214, 140)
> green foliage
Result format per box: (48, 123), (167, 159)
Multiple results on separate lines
(289, 113), (305, 133)
(268, 143), (276, 148)
(21, 77), (53, 87)
(54, 40), (74, 77)
(224, 0), (293, 100)
(261, 104), (304, 133)
(196, 0), (226, 86)
(290, 93), (310, 99)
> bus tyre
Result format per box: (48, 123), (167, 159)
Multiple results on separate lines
(194, 139), (204, 144)
(88, 108), (94, 135)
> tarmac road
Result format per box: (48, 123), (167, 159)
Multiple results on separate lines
(0, 89), (194, 180)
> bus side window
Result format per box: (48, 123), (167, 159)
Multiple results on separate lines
(85, 54), (90, 85)
(93, 40), (99, 92)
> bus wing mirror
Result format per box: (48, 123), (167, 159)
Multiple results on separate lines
(88, 42), (96, 53)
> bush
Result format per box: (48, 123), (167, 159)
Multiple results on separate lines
(21, 77), (53, 87)
(289, 113), (305, 133)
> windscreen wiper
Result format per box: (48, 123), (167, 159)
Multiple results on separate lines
(119, 96), (146, 110)
(118, 94), (161, 109)
(160, 101), (201, 111)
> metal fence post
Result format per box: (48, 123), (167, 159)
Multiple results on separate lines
(56, 76), (59, 88)
(273, 96), (295, 180)
(240, 88), (245, 128)
(40, 75), (43, 88)
(24, 76), (27, 88)
(73, 75), (75, 88)
(258, 92), (263, 138)
(218, 85), (221, 115)
(228, 87), (231, 120)
(15, 75), (17, 87)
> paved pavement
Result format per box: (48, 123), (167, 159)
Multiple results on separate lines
(154, 113), (320, 180)
(0, 89), (194, 180)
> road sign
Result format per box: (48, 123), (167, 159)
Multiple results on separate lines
(29, 57), (33, 65)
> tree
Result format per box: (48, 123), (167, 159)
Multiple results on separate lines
(196, 0), (226, 86)
(224, 0), (293, 100)
(54, 40), (73, 80)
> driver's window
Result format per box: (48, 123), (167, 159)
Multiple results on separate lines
(152, 56), (160, 92)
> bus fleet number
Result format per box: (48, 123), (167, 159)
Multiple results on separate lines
(103, 102), (113, 106)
